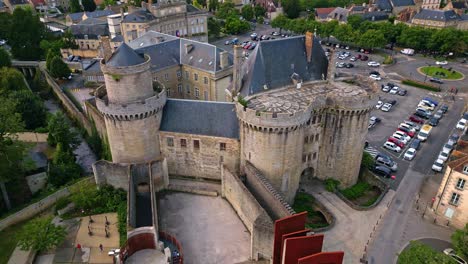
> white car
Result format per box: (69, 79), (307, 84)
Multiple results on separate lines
(432, 159), (444, 172)
(438, 150), (450, 161)
(389, 87), (399, 94)
(381, 103), (392, 112)
(404, 148), (416, 160)
(369, 74), (381, 81)
(443, 248), (467, 264)
(368, 61), (380, 67)
(436, 60), (448, 65)
(399, 123), (416, 133)
(391, 133), (409, 144)
(383, 141), (401, 153)
(0, 39), (6, 45)
(375, 101), (384, 109)
(456, 118), (467, 130)
(394, 130), (411, 141)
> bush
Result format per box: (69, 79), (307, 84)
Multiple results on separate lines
(341, 182), (370, 200)
(292, 192), (314, 217)
(117, 202), (127, 246)
(402, 79), (440, 92)
(361, 152), (375, 170)
(70, 182), (126, 214)
(84, 81), (98, 88)
(325, 178), (340, 192)
(55, 197), (71, 213)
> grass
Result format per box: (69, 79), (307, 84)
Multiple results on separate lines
(420, 66), (463, 80)
(383, 55), (394, 64)
(340, 177), (382, 207)
(292, 192), (329, 229)
(341, 182), (371, 200)
(0, 222), (26, 264)
(402, 79), (440, 92)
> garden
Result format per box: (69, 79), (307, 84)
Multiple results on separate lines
(420, 66), (463, 80)
(292, 192), (330, 229)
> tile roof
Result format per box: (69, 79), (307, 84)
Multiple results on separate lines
(106, 43), (146, 67)
(70, 18), (109, 39)
(390, 0), (415, 7)
(239, 36), (328, 97)
(315, 7), (336, 19)
(413, 9), (461, 21)
(122, 9), (155, 23)
(68, 10), (115, 23)
(328, 7), (349, 21)
(160, 99), (239, 139)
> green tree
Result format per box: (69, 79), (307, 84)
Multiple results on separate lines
(82, 0), (96, 11)
(361, 152), (374, 170)
(48, 143), (81, 187)
(40, 39), (64, 58)
(17, 217), (66, 252)
(319, 20), (338, 42)
(8, 8), (46, 60)
(347, 14), (363, 30)
(0, 67), (28, 96)
(216, 1), (237, 19)
(208, 17), (221, 37)
(0, 97), (24, 210)
(241, 5), (254, 21)
(49, 57), (71, 79)
(47, 112), (80, 152)
(397, 26), (432, 51)
(429, 28), (466, 55)
(451, 224), (468, 260)
(333, 24), (355, 44)
(70, 0), (81, 12)
(254, 5), (265, 18)
(0, 13), (12, 40)
(358, 29), (386, 49)
(397, 241), (454, 264)
(46, 50), (60, 71)
(208, 0), (218, 11)
(282, 0), (300, 18)
(0, 47), (11, 68)
(104, 0), (116, 6)
(271, 14), (290, 33)
(10, 90), (47, 130)
(225, 16), (250, 34)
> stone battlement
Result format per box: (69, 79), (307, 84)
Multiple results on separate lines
(100, 55), (152, 76)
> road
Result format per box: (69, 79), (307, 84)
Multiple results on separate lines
(210, 23), (276, 53)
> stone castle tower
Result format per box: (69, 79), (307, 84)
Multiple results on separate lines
(96, 43), (167, 163)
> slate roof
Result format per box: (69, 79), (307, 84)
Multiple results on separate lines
(135, 39), (181, 71)
(315, 7), (336, 19)
(413, 9), (460, 21)
(8, 0), (28, 5)
(328, 7), (349, 21)
(239, 36), (328, 97)
(160, 99), (239, 139)
(359, 11), (389, 21)
(128, 31), (178, 49)
(70, 18), (109, 39)
(451, 1), (467, 9)
(83, 60), (102, 74)
(390, 0), (414, 7)
(376, 0), (392, 11)
(186, 4), (200, 12)
(180, 38), (233, 72)
(68, 10), (115, 23)
(106, 43), (146, 67)
(111, 35), (124, 42)
(350, 5), (366, 11)
(122, 9), (155, 23)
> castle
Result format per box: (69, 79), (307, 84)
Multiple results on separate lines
(88, 31), (377, 262)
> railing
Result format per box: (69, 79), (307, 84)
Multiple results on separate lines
(159, 231), (184, 264)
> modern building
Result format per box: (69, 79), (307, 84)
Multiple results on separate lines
(433, 140), (468, 229)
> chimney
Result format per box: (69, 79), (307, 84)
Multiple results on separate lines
(184, 43), (194, 54)
(219, 51), (229, 69)
(305, 31), (314, 63)
(233, 45), (243, 93)
(99, 36), (112, 62)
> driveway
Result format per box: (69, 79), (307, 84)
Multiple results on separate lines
(300, 181), (395, 264)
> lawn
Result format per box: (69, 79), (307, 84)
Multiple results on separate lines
(340, 176), (382, 207)
(292, 192), (329, 229)
(421, 66), (463, 80)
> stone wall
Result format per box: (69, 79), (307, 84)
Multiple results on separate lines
(60, 48), (99, 59)
(128, 173), (136, 228)
(159, 131), (240, 180)
(25, 172), (47, 194)
(85, 99), (107, 139)
(150, 159), (169, 191)
(244, 162), (295, 221)
(92, 160), (130, 190)
(221, 166), (273, 261)
(15, 132), (48, 143)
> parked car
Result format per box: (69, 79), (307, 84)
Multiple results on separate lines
(404, 148), (417, 161)
(250, 33), (258, 39)
(382, 85), (391, 93)
(449, 133), (460, 144)
(375, 101), (384, 109)
(375, 155), (398, 171)
(383, 141), (402, 153)
(409, 115), (425, 124)
(423, 97), (439, 106)
(387, 82), (396, 88)
(440, 105), (449, 113)
(391, 134), (408, 145)
(410, 139), (421, 150)
(372, 165), (392, 178)
(432, 159), (444, 172)
(350, 56), (357, 61)
(389, 87), (399, 94)
(368, 116), (381, 129)
(369, 74), (381, 81)
(368, 61), (380, 67)
(436, 60), (448, 65)
(399, 123), (416, 133)
(394, 130), (411, 141)
(433, 109), (444, 120)
(224, 40), (230, 45)
(443, 141), (456, 153)
(438, 150), (450, 162)
(381, 103), (392, 112)
(403, 120), (420, 131)
(397, 127), (415, 137)
(414, 109), (431, 119)
(387, 99), (397, 106)
(370, 71), (380, 76)
(360, 55), (369, 61)
(398, 89), (407, 96)
(443, 248), (467, 264)
(428, 117), (439, 126)
(456, 118), (467, 130)
(345, 63), (354, 68)
(430, 77), (444, 84)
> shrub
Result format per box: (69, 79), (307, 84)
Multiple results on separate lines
(55, 197), (71, 213)
(341, 182), (370, 200)
(325, 178), (340, 192)
(401, 80), (440, 92)
(117, 202), (127, 246)
(383, 55), (393, 64)
(361, 152), (375, 170)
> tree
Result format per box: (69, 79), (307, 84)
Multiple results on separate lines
(347, 15), (363, 30)
(216, 1), (237, 19)
(319, 20), (338, 42)
(361, 152), (374, 170)
(271, 14), (290, 33)
(0, 97), (24, 210)
(397, 241), (454, 264)
(282, 0), (300, 18)
(225, 16), (250, 34)
(0, 13), (12, 40)
(241, 5), (254, 21)
(17, 217), (66, 252)
(0, 47), (11, 68)
(429, 28), (466, 55)
(358, 29), (386, 49)
(82, 0), (96, 12)
(397, 26), (432, 51)
(208, 17), (221, 37)
(48, 148), (81, 187)
(8, 8), (47, 60)
(49, 57), (71, 79)
(70, 0), (81, 12)
(333, 24), (355, 44)
(451, 224), (468, 260)
(254, 5), (265, 18)
(10, 90), (47, 130)
(208, 0), (218, 11)
(47, 112), (80, 152)
(0, 67), (28, 96)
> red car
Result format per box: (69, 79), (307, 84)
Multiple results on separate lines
(398, 127), (415, 137)
(360, 55), (369, 61)
(409, 115), (425, 124)
(388, 137), (405, 148)
(356, 54), (362, 59)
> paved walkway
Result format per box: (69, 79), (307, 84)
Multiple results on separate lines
(300, 181), (395, 264)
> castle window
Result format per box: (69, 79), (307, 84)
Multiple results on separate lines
(194, 73), (198, 81)
(307, 153), (311, 161)
(220, 142), (226, 151)
(315, 134), (319, 142)
(304, 136), (309, 144)
(456, 178), (466, 190)
(178, 84), (182, 94)
(317, 115), (322, 123)
(302, 154), (307, 162)
(193, 139), (200, 149)
(180, 139), (187, 148)
(195, 87), (199, 99)
(185, 71), (189, 79)
(312, 116), (316, 124)
(167, 137), (174, 147)
(204, 91), (208, 101)
(313, 152), (317, 160)
(449, 192), (460, 206)
(463, 165), (468, 174)
(204, 76), (208, 84)
(186, 84), (190, 94)
(166, 88), (171, 97)
(220, 156), (224, 163)
(164, 73), (169, 81)
(177, 70), (181, 78)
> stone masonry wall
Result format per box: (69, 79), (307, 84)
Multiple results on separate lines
(244, 162), (295, 221)
(221, 166), (273, 260)
(92, 160), (130, 190)
(85, 99), (107, 139)
(159, 131), (240, 180)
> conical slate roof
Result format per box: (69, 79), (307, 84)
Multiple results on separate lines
(106, 43), (145, 67)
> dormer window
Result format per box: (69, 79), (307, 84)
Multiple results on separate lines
(463, 164), (468, 174)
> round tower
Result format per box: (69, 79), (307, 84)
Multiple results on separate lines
(96, 43), (166, 164)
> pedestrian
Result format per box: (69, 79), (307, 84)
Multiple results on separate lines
(99, 244), (103, 253)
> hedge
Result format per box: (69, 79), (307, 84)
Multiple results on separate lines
(340, 182), (371, 200)
(401, 79), (440, 92)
